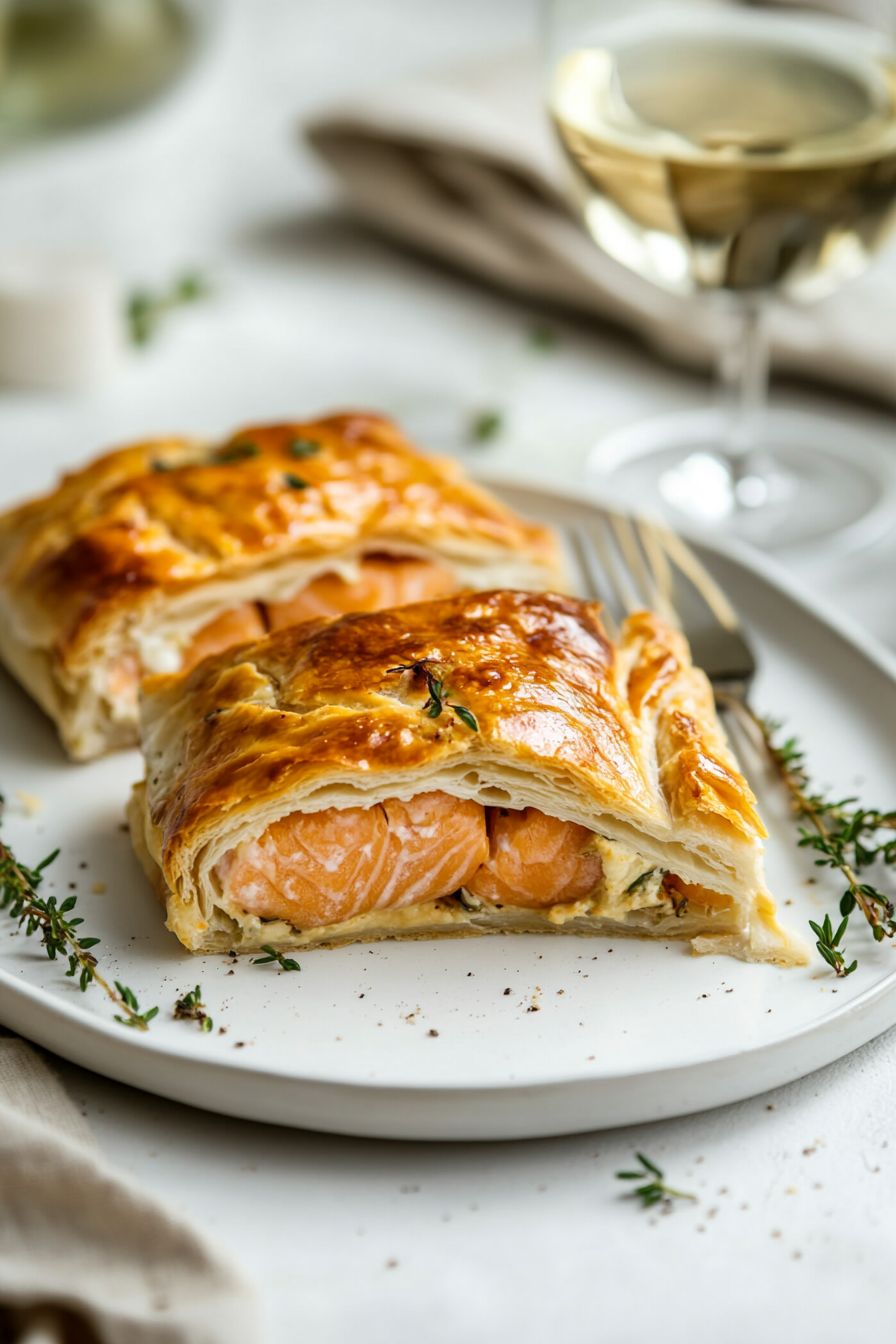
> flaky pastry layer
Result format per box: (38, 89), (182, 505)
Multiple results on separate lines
(129, 589), (803, 964)
(0, 413), (561, 758)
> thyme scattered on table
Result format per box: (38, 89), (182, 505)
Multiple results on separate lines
(761, 720), (896, 977)
(468, 409), (503, 444)
(126, 270), (210, 346)
(173, 984), (213, 1032)
(528, 323), (557, 350)
(616, 1152), (695, 1209)
(252, 944), (301, 972)
(387, 659), (479, 732)
(0, 813), (158, 1030)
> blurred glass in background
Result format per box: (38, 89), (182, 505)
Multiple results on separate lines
(0, 0), (198, 144)
(545, 0), (896, 548)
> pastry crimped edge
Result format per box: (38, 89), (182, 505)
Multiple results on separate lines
(0, 413), (562, 759)
(129, 589), (805, 965)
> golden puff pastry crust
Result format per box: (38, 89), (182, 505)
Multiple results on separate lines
(0, 413), (561, 759)
(129, 589), (803, 964)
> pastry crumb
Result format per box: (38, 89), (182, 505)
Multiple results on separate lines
(14, 790), (43, 816)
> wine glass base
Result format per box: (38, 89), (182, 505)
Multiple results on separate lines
(587, 408), (896, 554)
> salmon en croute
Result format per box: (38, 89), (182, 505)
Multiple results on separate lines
(0, 413), (561, 759)
(128, 590), (804, 965)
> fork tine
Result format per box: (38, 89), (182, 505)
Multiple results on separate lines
(609, 514), (681, 627)
(589, 516), (642, 614)
(635, 517), (756, 690)
(633, 518), (680, 628)
(650, 520), (741, 632)
(567, 508), (755, 693)
(568, 524), (623, 635)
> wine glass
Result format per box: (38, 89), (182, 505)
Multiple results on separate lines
(544, 0), (896, 548)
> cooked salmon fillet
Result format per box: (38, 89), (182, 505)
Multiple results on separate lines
(108, 555), (458, 697)
(180, 602), (268, 673)
(467, 807), (606, 908)
(215, 798), (634, 930)
(215, 791), (488, 929)
(263, 554), (457, 630)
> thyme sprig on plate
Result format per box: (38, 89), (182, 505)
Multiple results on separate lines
(0, 821), (158, 1030)
(173, 984), (213, 1032)
(252, 944), (301, 972)
(761, 720), (896, 976)
(616, 1152), (695, 1210)
(387, 659), (479, 732)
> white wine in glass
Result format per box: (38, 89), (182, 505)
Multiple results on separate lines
(545, 1), (896, 547)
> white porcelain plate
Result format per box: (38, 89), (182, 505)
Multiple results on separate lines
(2, 480), (895, 1140)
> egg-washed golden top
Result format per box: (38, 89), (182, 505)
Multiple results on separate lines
(139, 589), (765, 871)
(0, 413), (557, 665)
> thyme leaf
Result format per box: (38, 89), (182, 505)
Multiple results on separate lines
(386, 660), (478, 732)
(528, 324), (557, 350)
(252, 944), (301, 972)
(173, 984), (213, 1032)
(616, 1152), (695, 1209)
(761, 718), (895, 976)
(215, 441), (259, 463)
(451, 704), (479, 733)
(126, 270), (210, 346)
(289, 438), (321, 458)
(468, 409), (503, 444)
(1, 828), (158, 1029)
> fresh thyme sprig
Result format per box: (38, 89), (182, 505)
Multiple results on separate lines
(252, 944), (301, 972)
(616, 1152), (695, 1209)
(114, 982), (159, 1030)
(173, 984), (213, 1032)
(127, 270), (210, 346)
(808, 913), (856, 979)
(387, 659), (479, 732)
(761, 719), (896, 976)
(0, 823), (158, 1030)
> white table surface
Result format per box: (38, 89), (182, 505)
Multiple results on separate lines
(1, 2), (895, 1340)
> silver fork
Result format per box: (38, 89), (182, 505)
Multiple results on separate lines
(566, 511), (757, 719)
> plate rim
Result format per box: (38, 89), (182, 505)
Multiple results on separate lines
(2, 476), (895, 1123)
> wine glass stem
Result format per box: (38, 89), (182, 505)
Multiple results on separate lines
(717, 296), (772, 503)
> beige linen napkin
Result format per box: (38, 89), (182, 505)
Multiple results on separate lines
(0, 1034), (259, 1344)
(306, 50), (896, 406)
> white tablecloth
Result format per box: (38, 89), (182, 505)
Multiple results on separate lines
(0, 3), (893, 1340)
